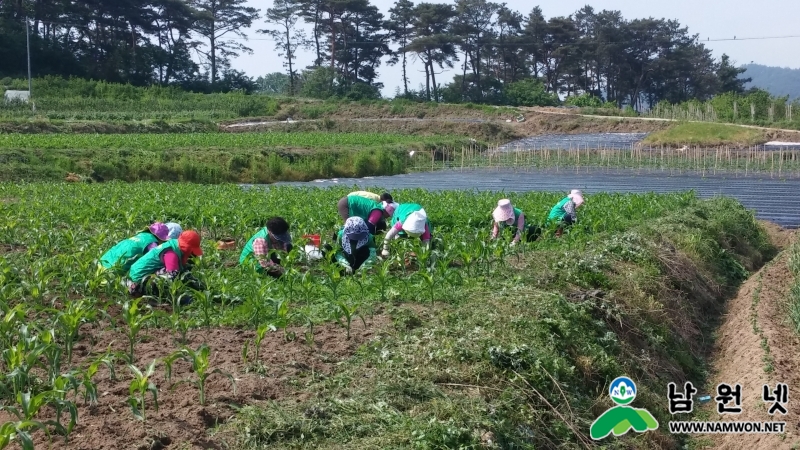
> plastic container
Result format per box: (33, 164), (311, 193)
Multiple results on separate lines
(303, 234), (321, 247)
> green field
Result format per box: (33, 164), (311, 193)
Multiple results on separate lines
(642, 122), (766, 146)
(0, 183), (774, 448)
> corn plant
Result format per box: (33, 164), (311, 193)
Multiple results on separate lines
(332, 298), (366, 340)
(121, 298), (153, 363)
(2, 325), (52, 397)
(127, 360), (158, 422)
(0, 390), (77, 445)
(52, 298), (96, 363)
(165, 344), (236, 406)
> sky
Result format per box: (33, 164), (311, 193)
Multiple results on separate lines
(233, 0), (800, 97)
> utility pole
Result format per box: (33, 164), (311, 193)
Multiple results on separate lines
(26, 16), (32, 96)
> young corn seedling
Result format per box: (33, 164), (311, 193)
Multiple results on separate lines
(0, 390), (77, 444)
(121, 298), (153, 363)
(165, 344), (236, 406)
(127, 360), (158, 422)
(53, 298), (96, 363)
(332, 298), (366, 340)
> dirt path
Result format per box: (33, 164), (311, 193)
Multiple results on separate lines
(698, 223), (800, 449)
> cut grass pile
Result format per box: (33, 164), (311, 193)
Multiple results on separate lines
(642, 122), (766, 146)
(0, 182), (776, 448)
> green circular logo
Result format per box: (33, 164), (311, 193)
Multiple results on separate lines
(609, 376), (636, 405)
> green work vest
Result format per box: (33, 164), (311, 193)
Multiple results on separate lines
(128, 239), (183, 284)
(239, 228), (277, 270)
(100, 231), (159, 274)
(547, 197), (571, 222)
(347, 195), (384, 220)
(391, 203), (432, 236)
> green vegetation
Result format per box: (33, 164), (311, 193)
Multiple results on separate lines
(0, 183), (775, 448)
(647, 89), (800, 130)
(642, 123), (766, 146)
(787, 241), (800, 333)
(0, 131), (463, 151)
(0, 147), (413, 183)
(743, 64), (800, 101)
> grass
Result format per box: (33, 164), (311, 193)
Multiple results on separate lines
(642, 122), (766, 146)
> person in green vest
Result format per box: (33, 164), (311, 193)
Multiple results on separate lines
(125, 230), (205, 304)
(348, 191), (394, 204)
(99, 222), (170, 275)
(337, 194), (397, 235)
(335, 217), (378, 274)
(491, 199), (541, 245)
(546, 189), (585, 236)
(381, 203), (432, 257)
(239, 217), (293, 278)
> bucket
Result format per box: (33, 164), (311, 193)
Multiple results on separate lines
(303, 234), (321, 247)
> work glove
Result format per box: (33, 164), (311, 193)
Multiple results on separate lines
(344, 266), (353, 275)
(510, 241), (517, 247)
(381, 249), (390, 257)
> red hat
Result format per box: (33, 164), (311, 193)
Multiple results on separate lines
(178, 230), (203, 258)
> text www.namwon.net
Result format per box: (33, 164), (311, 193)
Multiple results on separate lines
(669, 421), (786, 434)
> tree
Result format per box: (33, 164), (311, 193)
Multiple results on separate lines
(260, 0), (306, 95)
(452, 0), (500, 101)
(386, 0), (415, 96)
(504, 78), (559, 106)
(255, 72), (290, 94)
(717, 54), (750, 95)
(189, 0), (260, 85)
(405, 3), (457, 101)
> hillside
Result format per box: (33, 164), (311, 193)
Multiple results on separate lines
(742, 64), (800, 100)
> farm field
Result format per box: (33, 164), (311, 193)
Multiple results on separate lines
(0, 182), (779, 448)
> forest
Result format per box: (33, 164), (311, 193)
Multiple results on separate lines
(1, 0), (751, 107)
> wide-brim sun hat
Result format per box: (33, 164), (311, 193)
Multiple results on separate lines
(270, 229), (293, 247)
(148, 222), (169, 241)
(166, 222), (182, 240)
(570, 189), (582, 196)
(402, 209), (428, 236)
(383, 201), (399, 216)
(178, 230), (203, 257)
(569, 193), (584, 207)
(492, 199), (515, 223)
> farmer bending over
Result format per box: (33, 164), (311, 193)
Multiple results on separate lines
(381, 203), (431, 257)
(348, 191), (394, 204)
(491, 199), (541, 245)
(547, 190), (584, 236)
(239, 217), (293, 278)
(99, 222), (169, 275)
(335, 217), (379, 274)
(337, 194), (397, 235)
(125, 230), (205, 305)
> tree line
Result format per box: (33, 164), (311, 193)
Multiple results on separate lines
(1, 0), (751, 107)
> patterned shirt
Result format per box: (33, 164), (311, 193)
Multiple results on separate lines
(253, 238), (279, 270)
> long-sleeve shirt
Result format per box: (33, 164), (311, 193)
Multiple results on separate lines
(252, 238), (281, 271)
(384, 220), (431, 244)
(366, 209), (384, 233)
(491, 211), (525, 243)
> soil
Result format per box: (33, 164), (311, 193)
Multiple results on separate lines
(0, 312), (392, 450)
(699, 224), (800, 449)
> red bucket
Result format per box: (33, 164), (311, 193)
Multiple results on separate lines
(303, 234), (321, 247)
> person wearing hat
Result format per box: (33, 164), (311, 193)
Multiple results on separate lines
(125, 230), (205, 303)
(491, 199), (540, 245)
(335, 217), (378, 274)
(165, 222), (182, 240)
(547, 189), (585, 236)
(239, 217), (293, 278)
(99, 222), (170, 275)
(337, 194), (397, 235)
(381, 203), (431, 257)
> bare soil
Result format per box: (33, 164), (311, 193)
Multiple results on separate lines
(1, 312), (392, 450)
(699, 224), (800, 449)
